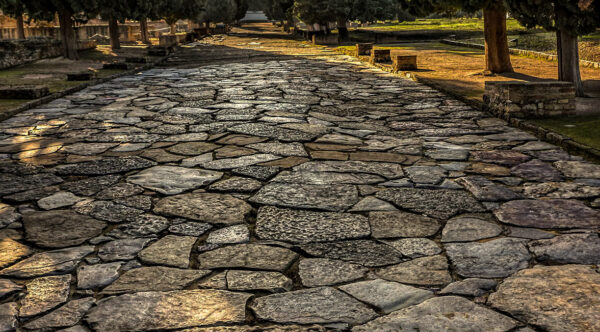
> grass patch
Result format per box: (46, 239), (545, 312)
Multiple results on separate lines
(0, 99), (28, 114)
(361, 18), (526, 33)
(531, 115), (600, 150)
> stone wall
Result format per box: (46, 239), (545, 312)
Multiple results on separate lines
(0, 38), (97, 70)
(484, 81), (576, 119)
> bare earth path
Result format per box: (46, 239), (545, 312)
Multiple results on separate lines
(0, 24), (599, 331)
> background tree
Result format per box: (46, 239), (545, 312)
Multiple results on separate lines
(351, 0), (396, 24)
(96, 0), (130, 49)
(505, 0), (599, 96)
(262, 0), (294, 31)
(293, 0), (331, 33)
(161, 0), (205, 34)
(234, 0), (249, 25)
(127, 0), (161, 44)
(201, 0), (237, 27)
(0, 0), (28, 39)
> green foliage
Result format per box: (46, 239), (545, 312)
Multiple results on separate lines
(234, 0), (249, 21)
(201, 0), (237, 24)
(505, 0), (600, 36)
(293, 0), (396, 25)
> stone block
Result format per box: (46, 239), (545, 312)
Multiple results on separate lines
(67, 72), (95, 81)
(370, 49), (391, 64)
(102, 62), (131, 70)
(125, 57), (148, 64)
(159, 35), (178, 48)
(356, 43), (373, 56)
(148, 47), (170, 56)
(392, 54), (417, 71)
(0, 85), (49, 99)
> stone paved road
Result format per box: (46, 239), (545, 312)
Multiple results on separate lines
(0, 25), (599, 331)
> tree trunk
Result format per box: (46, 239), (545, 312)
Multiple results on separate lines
(557, 29), (585, 97)
(140, 17), (150, 44)
(483, 6), (513, 73)
(170, 23), (177, 35)
(58, 9), (78, 60)
(108, 16), (121, 49)
(16, 14), (25, 39)
(337, 17), (349, 41)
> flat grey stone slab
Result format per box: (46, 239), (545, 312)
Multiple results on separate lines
(23, 297), (95, 330)
(369, 211), (440, 238)
(386, 238), (441, 258)
(201, 154), (281, 170)
(0, 303), (17, 332)
(102, 266), (211, 294)
(198, 244), (298, 272)
(298, 258), (368, 287)
(353, 296), (518, 332)
(251, 183), (359, 212)
(107, 214), (170, 239)
(37, 192), (83, 210)
(457, 176), (520, 201)
(85, 290), (251, 331)
(206, 225), (250, 244)
(154, 193), (252, 225)
(489, 265), (600, 332)
(54, 157), (155, 175)
(98, 238), (151, 262)
(554, 161), (600, 178)
(256, 206), (370, 244)
(494, 199), (600, 229)
(19, 275), (71, 317)
(138, 235), (196, 268)
(376, 255), (452, 286)
(301, 240), (402, 267)
(440, 278), (498, 297)
(0, 246), (94, 278)
(226, 270), (292, 292)
(528, 233), (600, 264)
(127, 166), (223, 195)
(441, 216), (503, 242)
(77, 262), (122, 289)
(229, 123), (318, 142)
(251, 287), (377, 325)
(339, 279), (434, 313)
(23, 210), (106, 248)
(376, 188), (485, 219)
(445, 238), (530, 278)
(294, 161), (404, 179)
(271, 171), (384, 185)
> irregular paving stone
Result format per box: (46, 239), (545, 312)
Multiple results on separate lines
(201, 154), (281, 170)
(247, 142), (308, 157)
(294, 161), (404, 179)
(256, 206), (370, 244)
(76, 200), (143, 223)
(456, 176), (520, 201)
(507, 226), (555, 239)
(107, 214), (170, 238)
(0, 173), (64, 196)
(353, 296), (518, 332)
(471, 150), (531, 166)
(19, 275), (71, 317)
(209, 176), (262, 192)
(386, 238), (441, 258)
(554, 160), (600, 178)
(0, 238), (32, 269)
(0, 203), (19, 228)
(298, 258), (368, 287)
(232, 166), (280, 180)
(522, 182), (600, 199)
(229, 123), (318, 142)
(271, 171), (384, 185)
(301, 240), (402, 267)
(405, 166), (446, 184)
(339, 279), (434, 313)
(376, 255), (452, 286)
(376, 188), (485, 219)
(488, 265), (600, 332)
(85, 290), (251, 331)
(95, 183), (144, 200)
(0, 246), (94, 278)
(251, 287), (377, 325)
(23, 210), (106, 248)
(528, 233), (600, 264)
(37, 192), (83, 210)
(511, 160), (563, 182)
(441, 216), (503, 242)
(214, 145), (257, 159)
(0, 303), (17, 332)
(102, 266), (211, 294)
(445, 238), (530, 278)
(54, 157), (155, 175)
(77, 262), (122, 289)
(23, 297), (95, 330)
(226, 270), (292, 292)
(154, 193), (252, 225)
(369, 211), (440, 238)
(62, 143), (117, 155)
(198, 244), (298, 272)
(0, 279), (22, 299)
(206, 225), (250, 244)
(60, 175), (121, 196)
(494, 199), (600, 229)
(251, 183), (359, 212)
(138, 235), (196, 268)
(127, 166), (223, 195)
(98, 238), (151, 261)
(168, 221), (212, 237)
(350, 196), (397, 212)
(439, 278), (498, 297)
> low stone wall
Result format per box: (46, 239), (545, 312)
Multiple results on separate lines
(484, 81), (576, 119)
(0, 38), (96, 69)
(441, 39), (600, 69)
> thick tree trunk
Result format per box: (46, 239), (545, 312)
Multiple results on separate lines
(16, 14), (25, 39)
(108, 17), (121, 50)
(557, 29), (585, 97)
(140, 18), (150, 44)
(58, 9), (78, 60)
(170, 23), (177, 35)
(337, 17), (349, 41)
(483, 6), (513, 73)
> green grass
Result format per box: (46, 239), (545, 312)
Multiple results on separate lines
(531, 115), (600, 150)
(359, 18), (526, 33)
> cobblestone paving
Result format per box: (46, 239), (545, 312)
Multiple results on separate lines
(0, 26), (599, 331)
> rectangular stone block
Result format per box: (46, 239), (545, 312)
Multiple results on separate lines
(370, 49), (391, 64)
(392, 55), (417, 71)
(0, 85), (49, 99)
(356, 43), (373, 56)
(125, 57), (148, 64)
(159, 35), (178, 48)
(67, 72), (95, 81)
(102, 62), (131, 70)
(148, 47), (170, 56)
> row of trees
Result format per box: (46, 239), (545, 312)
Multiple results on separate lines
(0, 0), (249, 59)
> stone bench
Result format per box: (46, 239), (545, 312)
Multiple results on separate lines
(390, 51), (417, 71)
(356, 43), (373, 56)
(484, 81), (576, 119)
(159, 35), (178, 48)
(67, 72), (95, 81)
(148, 47), (170, 56)
(0, 85), (49, 99)
(312, 34), (339, 45)
(370, 49), (391, 64)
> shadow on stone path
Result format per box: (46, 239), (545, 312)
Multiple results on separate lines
(0, 23), (599, 332)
